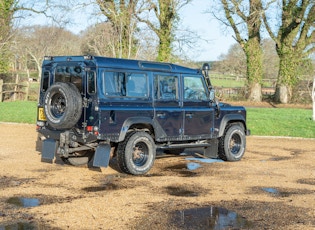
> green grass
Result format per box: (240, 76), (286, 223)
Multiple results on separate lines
(0, 101), (37, 124)
(247, 108), (315, 138)
(0, 101), (314, 138)
(212, 79), (246, 88)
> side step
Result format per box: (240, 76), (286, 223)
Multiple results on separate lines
(157, 139), (219, 158)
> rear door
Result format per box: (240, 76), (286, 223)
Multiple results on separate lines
(182, 74), (214, 139)
(153, 74), (183, 140)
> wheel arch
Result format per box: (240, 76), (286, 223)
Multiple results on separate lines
(117, 117), (166, 142)
(218, 114), (246, 137)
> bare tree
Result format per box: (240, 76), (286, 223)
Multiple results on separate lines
(0, 0), (17, 73)
(80, 22), (116, 56)
(212, 0), (264, 102)
(263, 0), (315, 103)
(0, 0), (71, 74)
(13, 26), (80, 78)
(95, 0), (140, 59)
(214, 43), (246, 77)
(136, 0), (192, 62)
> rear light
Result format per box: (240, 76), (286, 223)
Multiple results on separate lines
(86, 126), (99, 135)
(93, 126), (99, 136)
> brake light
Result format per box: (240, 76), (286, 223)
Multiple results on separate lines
(87, 126), (99, 135)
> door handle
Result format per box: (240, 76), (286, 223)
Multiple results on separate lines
(157, 113), (166, 118)
(185, 113), (193, 118)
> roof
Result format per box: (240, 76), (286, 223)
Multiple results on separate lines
(43, 55), (200, 74)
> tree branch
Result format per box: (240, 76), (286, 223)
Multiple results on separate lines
(221, 0), (244, 45)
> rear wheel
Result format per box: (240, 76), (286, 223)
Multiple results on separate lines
(117, 131), (156, 175)
(218, 124), (246, 161)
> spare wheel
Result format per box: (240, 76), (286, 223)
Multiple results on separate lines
(44, 82), (82, 130)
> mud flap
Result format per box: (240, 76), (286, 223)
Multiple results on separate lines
(203, 139), (219, 158)
(92, 144), (111, 168)
(41, 139), (58, 163)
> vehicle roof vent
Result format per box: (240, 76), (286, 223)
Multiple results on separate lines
(139, 62), (172, 71)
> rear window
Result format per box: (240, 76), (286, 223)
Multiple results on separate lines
(102, 71), (148, 98)
(54, 65), (83, 92)
(41, 71), (50, 92)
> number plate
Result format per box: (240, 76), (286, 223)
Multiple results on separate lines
(38, 108), (47, 121)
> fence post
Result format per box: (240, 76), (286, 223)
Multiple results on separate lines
(13, 73), (19, 101)
(25, 81), (30, 101)
(312, 76), (315, 121)
(0, 79), (3, 102)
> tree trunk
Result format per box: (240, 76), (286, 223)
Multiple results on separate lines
(157, 36), (171, 62)
(244, 39), (263, 102)
(312, 77), (315, 121)
(0, 79), (3, 102)
(247, 82), (262, 101)
(275, 46), (299, 103)
(156, 20), (172, 62)
(275, 84), (289, 104)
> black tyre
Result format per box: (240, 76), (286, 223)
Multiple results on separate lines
(44, 82), (82, 130)
(117, 131), (156, 175)
(218, 124), (246, 161)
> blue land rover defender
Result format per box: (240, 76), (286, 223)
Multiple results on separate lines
(36, 56), (250, 175)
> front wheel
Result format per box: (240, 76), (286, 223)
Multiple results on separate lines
(218, 124), (246, 161)
(117, 131), (156, 175)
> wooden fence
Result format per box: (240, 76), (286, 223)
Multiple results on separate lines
(216, 87), (275, 98)
(0, 77), (30, 102)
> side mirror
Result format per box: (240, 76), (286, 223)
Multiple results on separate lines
(209, 89), (215, 102)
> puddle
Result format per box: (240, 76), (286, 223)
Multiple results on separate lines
(262, 187), (279, 194)
(186, 158), (224, 164)
(164, 163), (198, 177)
(186, 162), (201, 170)
(172, 206), (252, 229)
(6, 197), (40, 208)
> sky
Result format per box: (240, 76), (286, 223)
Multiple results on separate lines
(21, 0), (236, 61)
(179, 0), (236, 61)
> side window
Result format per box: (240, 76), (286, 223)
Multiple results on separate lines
(87, 71), (96, 94)
(154, 75), (178, 100)
(126, 73), (148, 97)
(104, 72), (126, 96)
(41, 71), (50, 92)
(103, 71), (147, 97)
(184, 76), (208, 101)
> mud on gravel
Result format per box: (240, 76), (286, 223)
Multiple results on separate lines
(0, 123), (314, 229)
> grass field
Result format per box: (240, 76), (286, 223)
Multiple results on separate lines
(0, 101), (314, 138)
(247, 108), (314, 138)
(0, 101), (37, 124)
